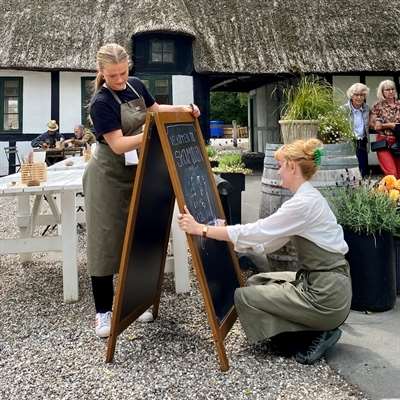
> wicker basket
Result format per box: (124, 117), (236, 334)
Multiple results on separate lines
(278, 120), (319, 144)
(20, 162), (47, 184)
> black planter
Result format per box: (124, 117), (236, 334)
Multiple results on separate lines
(209, 160), (219, 168)
(219, 172), (245, 225)
(393, 236), (400, 295)
(241, 152), (265, 171)
(344, 229), (396, 312)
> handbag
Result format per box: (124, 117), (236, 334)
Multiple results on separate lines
(371, 140), (388, 152)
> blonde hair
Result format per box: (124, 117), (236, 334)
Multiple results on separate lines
(377, 80), (397, 102)
(274, 138), (323, 180)
(346, 83), (369, 99)
(94, 43), (130, 92)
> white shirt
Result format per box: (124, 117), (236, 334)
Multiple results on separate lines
(227, 181), (348, 255)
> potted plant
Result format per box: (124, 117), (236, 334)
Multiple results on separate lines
(212, 152), (252, 224)
(325, 177), (400, 312)
(206, 145), (219, 168)
(279, 75), (333, 143)
(377, 175), (400, 295)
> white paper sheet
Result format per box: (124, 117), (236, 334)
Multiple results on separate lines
(124, 149), (138, 165)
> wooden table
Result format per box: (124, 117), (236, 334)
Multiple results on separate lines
(0, 169), (83, 302)
(47, 155), (88, 171)
(0, 161), (190, 301)
(34, 147), (83, 165)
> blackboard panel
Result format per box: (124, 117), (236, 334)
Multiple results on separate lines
(165, 122), (240, 323)
(120, 123), (175, 321)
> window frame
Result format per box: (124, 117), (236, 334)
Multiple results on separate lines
(149, 39), (175, 64)
(138, 74), (172, 105)
(0, 77), (23, 134)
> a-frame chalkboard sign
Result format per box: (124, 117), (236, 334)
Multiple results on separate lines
(106, 112), (243, 371)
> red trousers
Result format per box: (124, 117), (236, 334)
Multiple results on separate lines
(376, 134), (400, 178)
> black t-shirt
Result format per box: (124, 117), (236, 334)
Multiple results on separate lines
(90, 77), (155, 140)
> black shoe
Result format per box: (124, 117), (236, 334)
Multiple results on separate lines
(269, 331), (318, 357)
(295, 328), (342, 365)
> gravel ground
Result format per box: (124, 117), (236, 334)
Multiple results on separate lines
(0, 197), (369, 400)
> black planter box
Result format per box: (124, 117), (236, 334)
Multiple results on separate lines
(219, 172), (245, 225)
(344, 229), (396, 312)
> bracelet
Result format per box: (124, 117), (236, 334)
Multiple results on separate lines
(202, 224), (208, 238)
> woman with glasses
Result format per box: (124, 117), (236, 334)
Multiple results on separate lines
(370, 80), (400, 177)
(343, 83), (370, 178)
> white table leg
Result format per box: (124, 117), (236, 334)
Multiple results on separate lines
(17, 194), (32, 262)
(60, 191), (78, 303)
(171, 202), (190, 293)
(30, 194), (43, 236)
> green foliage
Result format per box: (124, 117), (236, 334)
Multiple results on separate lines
(206, 145), (218, 160)
(317, 109), (354, 144)
(212, 152), (252, 174)
(210, 92), (248, 125)
(281, 76), (335, 120)
(325, 181), (400, 236)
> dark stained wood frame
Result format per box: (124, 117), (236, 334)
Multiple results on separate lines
(106, 111), (244, 371)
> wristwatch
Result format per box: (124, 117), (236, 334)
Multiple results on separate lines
(202, 224), (208, 238)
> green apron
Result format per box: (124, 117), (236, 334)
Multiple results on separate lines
(234, 236), (352, 344)
(83, 82), (146, 276)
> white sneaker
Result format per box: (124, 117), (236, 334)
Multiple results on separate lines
(95, 311), (112, 338)
(137, 309), (154, 323)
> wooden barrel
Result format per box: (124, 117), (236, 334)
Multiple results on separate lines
(260, 142), (361, 271)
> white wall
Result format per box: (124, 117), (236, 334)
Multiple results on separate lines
(172, 75), (193, 105)
(59, 72), (95, 133)
(0, 70), (51, 134)
(332, 76), (360, 105)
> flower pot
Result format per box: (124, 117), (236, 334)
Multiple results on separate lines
(393, 236), (400, 295)
(278, 120), (319, 144)
(344, 229), (396, 312)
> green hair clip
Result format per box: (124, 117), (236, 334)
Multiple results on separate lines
(313, 148), (325, 166)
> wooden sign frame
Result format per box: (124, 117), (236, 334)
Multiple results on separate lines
(106, 112), (244, 371)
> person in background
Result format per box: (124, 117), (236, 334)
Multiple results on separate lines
(64, 124), (96, 147)
(370, 80), (400, 178)
(31, 120), (65, 149)
(178, 138), (352, 365)
(83, 43), (200, 338)
(343, 83), (370, 178)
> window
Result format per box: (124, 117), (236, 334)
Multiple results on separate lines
(81, 77), (95, 126)
(150, 40), (174, 64)
(0, 78), (22, 132)
(140, 76), (172, 104)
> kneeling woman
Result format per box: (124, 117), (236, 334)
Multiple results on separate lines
(177, 138), (351, 365)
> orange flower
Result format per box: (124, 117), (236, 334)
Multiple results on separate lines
(389, 189), (400, 202)
(394, 179), (400, 191)
(381, 175), (397, 190)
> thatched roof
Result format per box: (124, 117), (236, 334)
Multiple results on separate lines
(0, 0), (399, 74)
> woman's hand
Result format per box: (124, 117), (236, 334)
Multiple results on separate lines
(189, 104), (201, 118)
(177, 205), (203, 236)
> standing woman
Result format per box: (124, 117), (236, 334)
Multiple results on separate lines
(370, 80), (400, 178)
(84, 43), (200, 338)
(178, 139), (352, 365)
(343, 83), (370, 178)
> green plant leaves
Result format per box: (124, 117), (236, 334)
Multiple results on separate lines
(324, 182), (400, 235)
